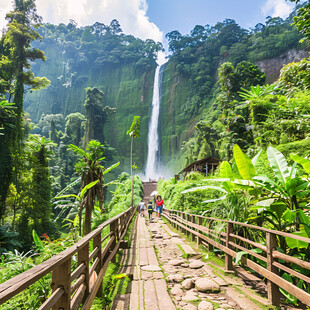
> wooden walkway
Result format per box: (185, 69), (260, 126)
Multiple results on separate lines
(113, 215), (176, 310)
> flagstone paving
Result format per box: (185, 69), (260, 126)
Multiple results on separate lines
(112, 214), (271, 310)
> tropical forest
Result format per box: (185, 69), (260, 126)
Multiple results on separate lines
(1, 0), (310, 309)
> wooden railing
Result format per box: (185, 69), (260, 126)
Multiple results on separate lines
(0, 206), (136, 310)
(163, 209), (310, 307)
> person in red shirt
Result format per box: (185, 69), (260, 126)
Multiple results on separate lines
(156, 195), (164, 218)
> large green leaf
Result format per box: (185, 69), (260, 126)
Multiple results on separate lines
(298, 210), (310, 237)
(202, 195), (227, 203)
(220, 161), (233, 179)
(251, 149), (262, 166)
(286, 230), (309, 249)
(279, 273), (298, 304)
(235, 248), (262, 264)
(267, 146), (289, 186)
(32, 230), (44, 251)
(102, 162), (120, 176)
(233, 144), (256, 180)
(290, 154), (310, 174)
(68, 144), (87, 158)
(256, 199), (275, 207)
(181, 186), (228, 194)
(282, 209), (296, 222)
(56, 194), (80, 201)
(80, 180), (100, 199)
(54, 177), (81, 198)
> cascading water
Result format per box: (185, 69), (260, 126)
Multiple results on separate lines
(144, 64), (164, 180)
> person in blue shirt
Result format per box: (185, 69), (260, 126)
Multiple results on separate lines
(147, 201), (154, 220)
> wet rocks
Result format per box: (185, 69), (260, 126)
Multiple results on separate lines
(182, 278), (195, 290)
(189, 260), (205, 269)
(195, 278), (220, 293)
(167, 274), (184, 283)
(170, 287), (183, 296)
(198, 301), (214, 310)
(168, 259), (184, 266)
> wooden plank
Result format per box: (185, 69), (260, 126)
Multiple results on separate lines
(139, 247), (148, 266)
(71, 274), (86, 295)
(180, 244), (196, 255)
(0, 207), (135, 304)
(129, 281), (139, 310)
(139, 280), (144, 310)
(144, 280), (159, 310)
(229, 241), (267, 263)
(273, 250), (310, 270)
(165, 209), (310, 243)
(38, 287), (64, 310)
(146, 247), (158, 266)
(154, 279), (176, 310)
(141, 271), (153, 280)
(52, 259), (71, 310)
(154, 272), (164, 279)
(70, 284), (86, 310)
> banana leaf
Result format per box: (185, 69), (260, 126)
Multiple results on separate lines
(267, 146), (290, 186)
(290, 154), (310, 175)
(233, 144), (256, 180)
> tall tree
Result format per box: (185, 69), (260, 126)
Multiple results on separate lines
(0, 0), (49, 216)
(288, 0), (310, 40)
(127, 116), (140, 207)
(84, 87), (116, 146)
(3, 0), (50, 141)
(0, 99), (16, 220)
(18, 134), (56, 247)
(69, 140), (119, 235)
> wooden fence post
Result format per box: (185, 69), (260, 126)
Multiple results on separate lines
(208, 219), (214, 252)
(110, 220), (117, 263)
(186, 214), (190, 237)
(93, 233), (102, 297)
(51, 259), (71, 310)
(266, 232), (281, 306)
(190, 215), (195, 242)
(225, 222), (233, 272)
(197, 217), (203, 247)
(78, 243), (90, 303)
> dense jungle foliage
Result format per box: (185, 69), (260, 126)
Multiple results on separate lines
(159, 4), (310, 169)
(0, 0), (144, 270)
(156, 1), (310, 305)
(0, 0), (310, 307)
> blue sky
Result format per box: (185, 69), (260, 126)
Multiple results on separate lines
(147, 0), (271, 36)
(0, 0), (296, 46)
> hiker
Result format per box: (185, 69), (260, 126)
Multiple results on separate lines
(139, 201), (145, 217)
(156, 195), (164, 218)
(147, 201), (154, 220)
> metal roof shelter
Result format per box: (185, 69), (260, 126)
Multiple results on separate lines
(178, 156), (220, 175)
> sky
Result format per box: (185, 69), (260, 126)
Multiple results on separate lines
(0, 0), (296, 54)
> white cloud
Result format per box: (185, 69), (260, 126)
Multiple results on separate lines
(0, 0), (163, 44)
(0, 0), (13, 33)
(262, 0), (295, 19)
(39, 0), (163, 43)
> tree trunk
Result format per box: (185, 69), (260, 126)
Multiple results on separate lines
(84, 191), (92, 235)
(131, 137), (134, 207)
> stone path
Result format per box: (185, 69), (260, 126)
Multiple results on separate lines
(113, 214), (270, 310)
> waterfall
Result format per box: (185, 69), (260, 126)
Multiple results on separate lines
(144, 64), (164, 179)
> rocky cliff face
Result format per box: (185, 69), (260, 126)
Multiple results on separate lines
(255, 48), (309, 83)
(24, 33), (309, 173)
(24, 41), (155, 169)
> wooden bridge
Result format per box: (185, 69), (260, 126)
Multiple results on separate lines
(1, 205), (310, 309)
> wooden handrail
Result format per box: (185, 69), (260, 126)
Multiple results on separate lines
(168, 210), (310, 243)
(0, 206), (136, 309)
(163, 209), (310, 307)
